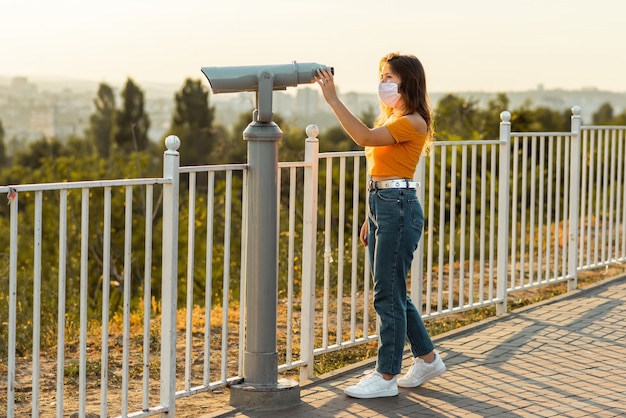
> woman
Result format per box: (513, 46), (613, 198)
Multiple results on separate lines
(315, 52), (445, 399)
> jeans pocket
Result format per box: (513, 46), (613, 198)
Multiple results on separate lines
(375, 189), (401, 202)
(408, 198), (424, 230)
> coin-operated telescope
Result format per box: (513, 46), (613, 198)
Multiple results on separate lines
(201, 61), (333, 122)
(199, 61), (332, 409)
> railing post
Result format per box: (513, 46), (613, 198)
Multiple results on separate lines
(412, 155), (427, 307)
(160, 135), (180, 417)
(300, 125), (320, 382)
(568, 106), (582, 291)
(7, 190), (18, 418)
(496, 111), (512, 315)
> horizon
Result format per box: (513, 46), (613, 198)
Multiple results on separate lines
(1, 72), (624, 97)
(1, 0), (626, 95)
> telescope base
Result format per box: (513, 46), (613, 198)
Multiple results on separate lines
(229, 378), (300, 411)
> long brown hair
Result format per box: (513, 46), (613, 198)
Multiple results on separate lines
(374, 52), (434, 153)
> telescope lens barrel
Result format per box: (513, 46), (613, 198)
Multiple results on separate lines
(201, 62), (333, 94)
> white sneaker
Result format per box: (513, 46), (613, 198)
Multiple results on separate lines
(344, 370), (398, 399)
(397, 352), (446, 388)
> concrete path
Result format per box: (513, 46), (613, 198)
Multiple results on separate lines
(205, 275), (626, 417)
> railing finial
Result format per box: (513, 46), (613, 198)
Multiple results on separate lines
(165, 135), (181, 154)
(500, 111), (511, 123)
(571, 105), (582, 116)
(306, 125), (319, 140)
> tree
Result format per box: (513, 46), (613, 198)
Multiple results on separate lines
(87, 83), (116, 158)
(114, 78), (150, 152)
(613, 110), (626, 125)
(477, 93), (511, 139)
(360, 105), (377, 129)
(319, 126), (354, 153)
(169, 79), (217, 166)
(210, 112), (251, 164)
(532, 106), (569, 132)
(510, 100), (568, 132)
(12, 138), (67, 170)
(434, 94), (481, 140)
(593, 102), (614, 125)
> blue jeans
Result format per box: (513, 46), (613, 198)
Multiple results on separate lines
(368, 187), (435, 375)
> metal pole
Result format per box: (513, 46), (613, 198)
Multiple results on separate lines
(230, 112), (299, 409)
(242, 119), (282, 383)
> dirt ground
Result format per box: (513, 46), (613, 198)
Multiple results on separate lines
(0, 354), (234, 418)
(0, 303), (301, 418)
(5, 265), (619, 417)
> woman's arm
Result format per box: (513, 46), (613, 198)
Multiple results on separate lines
(315, 68), (396, 147)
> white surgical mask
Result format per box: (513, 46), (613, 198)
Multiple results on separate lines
(378, 82), (401, 107)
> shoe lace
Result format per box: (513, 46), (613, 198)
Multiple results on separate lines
(406, 358), (426, 378)
(358, 369), (381, 383)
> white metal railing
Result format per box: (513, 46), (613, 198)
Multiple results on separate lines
(579, 126), (626, 270)
(2, 109), (626, 417)
(176, 163), (247, 394)
(1, 178), (171, 418)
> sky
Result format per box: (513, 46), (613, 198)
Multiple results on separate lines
(1, 0), (626, 95)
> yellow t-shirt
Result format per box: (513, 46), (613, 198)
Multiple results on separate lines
(365, 117), (428, 178)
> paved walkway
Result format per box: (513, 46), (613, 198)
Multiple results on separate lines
(206, 275), (626, 417)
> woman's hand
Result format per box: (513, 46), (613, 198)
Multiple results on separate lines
(314, 67), (396, 147)
(359, 220), (369, 246)
(314, 68), (339, 105)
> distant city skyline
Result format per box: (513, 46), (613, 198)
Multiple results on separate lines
(1, 0), (626, 95)
(2, 73), (624, 148)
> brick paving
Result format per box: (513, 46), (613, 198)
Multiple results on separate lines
(204, 275), (626, 417)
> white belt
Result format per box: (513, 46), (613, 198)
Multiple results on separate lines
(368, 179), (421, 190)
